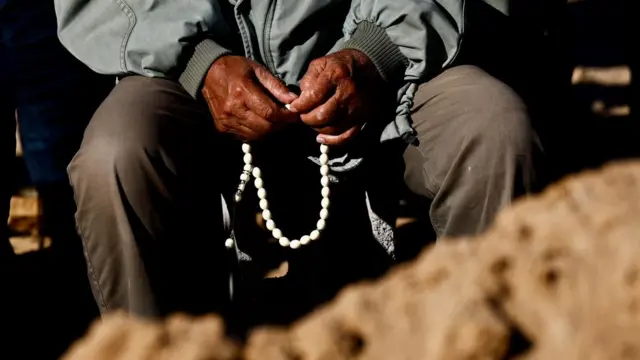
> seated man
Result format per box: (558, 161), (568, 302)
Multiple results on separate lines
(55, 0), (534, 319)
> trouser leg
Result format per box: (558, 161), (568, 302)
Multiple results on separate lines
(68, 76), (231, 318)
(404, 65), (536, 238)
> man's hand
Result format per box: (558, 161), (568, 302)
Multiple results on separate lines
(288, 49), (384, 146)
(202, 56), (299, 141)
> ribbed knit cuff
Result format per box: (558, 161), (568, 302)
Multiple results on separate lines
(179, 39), (232, 98)
(340, 21), (408, 83)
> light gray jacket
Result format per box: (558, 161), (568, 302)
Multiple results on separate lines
(54, 0), (472, 146)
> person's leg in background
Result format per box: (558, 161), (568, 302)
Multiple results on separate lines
(404, 65), (536, 238)
(1, 0), (113, 356)
(0, 43), (16, 263)
(1, 47), (22, 359)
(5, 0), (113, 260)
(14, 42), (113, 262)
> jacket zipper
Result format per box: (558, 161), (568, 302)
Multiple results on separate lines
(261, 0), (278, 74)
(233, 0), (256, 60)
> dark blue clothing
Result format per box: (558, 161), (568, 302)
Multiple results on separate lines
(1, 0), (113, 186)
(1, 0), (113, 260)
(2, 5), (112, 357)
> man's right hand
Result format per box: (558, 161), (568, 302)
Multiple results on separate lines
(202, 55), (299, 141)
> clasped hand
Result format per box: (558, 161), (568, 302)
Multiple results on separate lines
(202, 49), (383, 146)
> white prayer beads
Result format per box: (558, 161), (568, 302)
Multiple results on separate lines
(225, 141), (330, 249)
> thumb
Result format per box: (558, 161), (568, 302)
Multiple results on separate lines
(316, 125), (361, 146)
(254, 66), (298, 105)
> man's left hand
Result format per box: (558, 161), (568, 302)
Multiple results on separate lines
(288, 49), (384, 146)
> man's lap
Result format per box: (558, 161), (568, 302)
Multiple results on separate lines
(80, 67), (532, 214)
(74, 75), (391, 263)
(70, 76), (394, 317)
(76, 66), (532, 247)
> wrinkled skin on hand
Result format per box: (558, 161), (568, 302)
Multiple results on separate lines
(202, 55), (299, 141)
(288, 49), (385, 146)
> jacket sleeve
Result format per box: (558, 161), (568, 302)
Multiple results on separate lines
(338, 0), (465, 84)
(53, 0), (233, 97)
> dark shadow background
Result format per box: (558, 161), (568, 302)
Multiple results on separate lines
(2, 0), (636, 357)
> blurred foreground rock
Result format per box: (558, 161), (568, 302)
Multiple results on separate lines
(64, 161), (640, 360)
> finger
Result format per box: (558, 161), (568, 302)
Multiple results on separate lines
(242, 81), (297, 124)
(225, 118), (262, 141)
(297, 60), (323, 92)
(299, 94), (343, 127)
(233, 107), (276, 137)
(253, 66), (298, 105)
(316, 125), (361, 146)
(309, 124), (344, 136)
(288, 73), (334, 113)
(301, 78), (354, 127)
